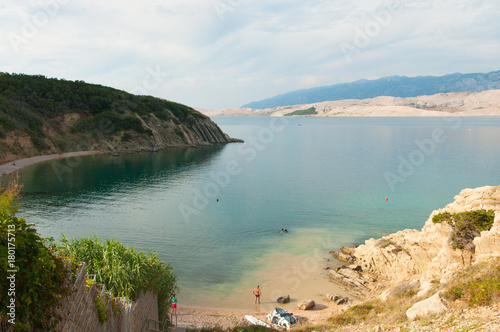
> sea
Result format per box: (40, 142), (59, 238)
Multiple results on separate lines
(12, 116), (500, 310)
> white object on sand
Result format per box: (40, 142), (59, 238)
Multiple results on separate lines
(245, 315), (272, 328)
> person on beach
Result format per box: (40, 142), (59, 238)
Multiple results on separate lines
(253, 285), (261, 304)
(171, 294), (177, 315)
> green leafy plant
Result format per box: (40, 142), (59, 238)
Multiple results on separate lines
(111, 298), (121, 317)
(443, 258), (500, 306)
(59, 236), (178, 322)
(94, 295), (108, 324)
(0, 175), (22, 216)
(0, 212), (75, 329)
(432, 210), (495, 251)
(86, 277), (96, 291)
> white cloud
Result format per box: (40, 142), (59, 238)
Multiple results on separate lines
(0, 0), (498, 109)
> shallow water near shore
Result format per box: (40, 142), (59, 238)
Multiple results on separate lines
(12, 117), (500, 310)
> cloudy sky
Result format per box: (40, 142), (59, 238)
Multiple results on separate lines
(1, 0), (499, 109)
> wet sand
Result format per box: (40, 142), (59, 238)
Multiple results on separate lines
(176, 251), (355, 329)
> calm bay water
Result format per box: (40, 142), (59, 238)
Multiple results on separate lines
(12, 116), (500, 308)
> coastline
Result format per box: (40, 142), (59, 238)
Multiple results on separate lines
(174, 301), (348, 330)
(0, 151), (106, 177)
(1, 150), (360, 321)
(5, 152), (499, 330)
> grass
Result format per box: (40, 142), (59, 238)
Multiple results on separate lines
(379, 238), (396, 248)
(329, 300), (403, 326)
(442, 257), (500, 306)
(328, 280), (422, 329)
(378, 238), (405, 254)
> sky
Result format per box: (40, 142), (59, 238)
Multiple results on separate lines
(1, 0), (499, 109)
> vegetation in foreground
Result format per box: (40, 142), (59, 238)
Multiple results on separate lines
(1, 179), (74, 330)
(59, 236), (178, 322)
(0, 179), (178, 329)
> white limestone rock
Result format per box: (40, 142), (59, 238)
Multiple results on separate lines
(406, 292), (447, 321)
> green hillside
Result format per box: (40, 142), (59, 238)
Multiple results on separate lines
(0, 73), (204, 146)
(0, 73), (236, 163)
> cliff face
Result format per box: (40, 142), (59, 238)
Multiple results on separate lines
(331, 186), (500, 292)
(0, 111), (241, 164)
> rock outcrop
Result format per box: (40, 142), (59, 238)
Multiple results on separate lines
(297, 299), (315, 310)
(328, 185), (500, 295)
(0, 112), (242, 164)
(325, 294), (349, 305)
(406, 292), (448, 321)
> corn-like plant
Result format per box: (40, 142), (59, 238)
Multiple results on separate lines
(59, 236), (177, 321)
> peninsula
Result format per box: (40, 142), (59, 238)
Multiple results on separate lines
(0, 73), (241, 166)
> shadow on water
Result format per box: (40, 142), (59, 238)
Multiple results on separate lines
(18, 146), (226, 198)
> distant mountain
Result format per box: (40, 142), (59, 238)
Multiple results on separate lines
(242, 70), (500, 109)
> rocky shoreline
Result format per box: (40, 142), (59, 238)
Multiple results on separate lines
(3, 152), (498, 330)
(326, 185), (500, 322)
(110, 185), (500, 330)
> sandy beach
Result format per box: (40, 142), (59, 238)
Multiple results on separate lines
(174, 301), (348, 331)
(171, 250), (360, 330)
(0, 151), (104, 177)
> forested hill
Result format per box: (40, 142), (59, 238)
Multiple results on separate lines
(0, 73), (239, 163)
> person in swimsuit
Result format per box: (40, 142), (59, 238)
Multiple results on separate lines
(171, 294), (177, 315)
(253, 285), (261, 304)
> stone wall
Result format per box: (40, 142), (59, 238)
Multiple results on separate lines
(54, 263), (159, 332)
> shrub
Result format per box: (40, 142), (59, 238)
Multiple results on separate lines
(443, 258), (500, 306)
(174, 127), (184, 138)
(119, 115), (146, 133)
(0, 177), (22, 216)
(432, 210), (495, 251)
(0, 212), (74, 330)
(121, 132), (132, 142)
(59, 236), (178, 321)
(432, 212), (452, 224)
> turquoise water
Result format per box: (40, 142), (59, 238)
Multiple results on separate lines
(12, 116), (500, 307)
